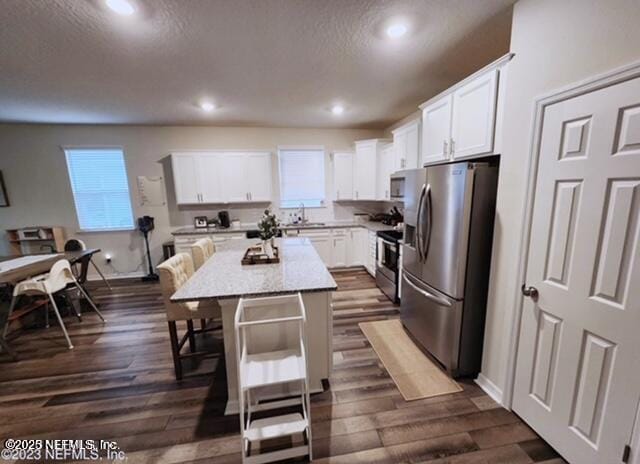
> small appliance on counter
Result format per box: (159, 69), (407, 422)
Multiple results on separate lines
(194, 216), (208, 228)
(382, 207), (403, 226)
(376, 229), (403, 303)
(218, 211), (230, 228)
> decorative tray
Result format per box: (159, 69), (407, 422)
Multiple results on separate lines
(241, 244), (280, 265)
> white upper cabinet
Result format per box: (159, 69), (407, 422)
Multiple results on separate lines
(172, 151), (272, 204)
(419, 53), (512, 166)
(333, 152), (354, 201)
(220, 152), (250, 202)
(392, 119), (420, 171)
(245, 152), (272, 202)
(451, 68), (498, 159)
(197, 154), (224, 203)
(421, 94), (453, 165)
(377, 143), (395, 201)
(172, 153), (201, 204)
(354, 139), (390, 200)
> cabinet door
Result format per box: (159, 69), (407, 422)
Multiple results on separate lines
(332, 235), (347, 267)
(354, 142), (377, 200)
(197, 154), (224, 203)
(377, 145), (394, 200)
(348, 228), (367, 266)
(333, 152), (354, 200)
(393, 131), (407, 172)
(246, 152), (272, 202)
(421, 94), (453, 165)
(451, 69), (498, 159)
(172, 153), (201, 204)
(220, 153), (249, 202)
(405, 122), (420, 169)
(310, 236), (332, 266)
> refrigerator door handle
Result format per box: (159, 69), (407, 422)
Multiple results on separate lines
(403, 272), (452, 307)
(423, 184), (432, 261)
(416, 183), (427, 261)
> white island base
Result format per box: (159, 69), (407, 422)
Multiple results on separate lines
(219, 291), (333, 415)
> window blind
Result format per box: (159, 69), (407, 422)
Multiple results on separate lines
(278, 148), (326, 208)
(64, 148), (135, 231)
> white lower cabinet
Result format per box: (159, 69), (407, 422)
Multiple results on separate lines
(331, 230), (348, 267)
(292, 227), (371, 269)
(298, 230), (332, 266)
(366, 231), (377, 276)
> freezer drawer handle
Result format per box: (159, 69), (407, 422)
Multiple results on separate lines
(402, 273), (452, 307)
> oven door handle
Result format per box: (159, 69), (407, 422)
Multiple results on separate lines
(402, 272), (452, 307)
(378, 238), (397, 248)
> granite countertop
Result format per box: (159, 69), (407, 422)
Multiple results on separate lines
(172, 221), (396, 236)
(171, 237), (337, 301)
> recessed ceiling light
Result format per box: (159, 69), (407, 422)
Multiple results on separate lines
(105, 0), (135, 16)
(386, 23), (408, 39)
(200, 102), (216, 113)
(331, 105), (345, 115)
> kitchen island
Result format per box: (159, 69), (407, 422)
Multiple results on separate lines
(171, 237), (337, 414)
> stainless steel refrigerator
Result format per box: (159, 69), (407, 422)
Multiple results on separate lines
(400, 161), (498, 377)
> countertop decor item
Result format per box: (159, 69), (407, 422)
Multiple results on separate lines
(257, 209), (279, 258)
(241, 243), (280, 265)
(194, 216), (208, 228)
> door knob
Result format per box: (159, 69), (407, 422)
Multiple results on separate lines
(521, 284), (539, 301)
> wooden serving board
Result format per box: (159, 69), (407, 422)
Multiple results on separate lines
(241, 245), (280, 265)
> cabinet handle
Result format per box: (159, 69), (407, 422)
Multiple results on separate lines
(401, 159), (406, 168)
(450, 138), (455, 156)
(386, 190), (389, 199)
(337, 190), (340, 200)
(443, 140), (448, 156)
(356, 191), (359, 199)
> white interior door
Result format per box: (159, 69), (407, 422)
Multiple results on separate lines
(451, 69), (498, 159)
(421, 95), (452, 165)
(513, 75), (640, 464)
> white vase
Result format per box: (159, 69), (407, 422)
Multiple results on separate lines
(263, 239), (274, 258)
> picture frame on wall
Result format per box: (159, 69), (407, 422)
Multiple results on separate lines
(0, 171), (9, 207)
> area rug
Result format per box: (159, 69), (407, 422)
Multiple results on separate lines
(359, 319), (462, 400)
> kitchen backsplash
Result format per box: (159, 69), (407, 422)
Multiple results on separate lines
(171, 201), (401, 229)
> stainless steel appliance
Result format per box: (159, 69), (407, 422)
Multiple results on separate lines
(401, 162), (498, 377)
(390, 172), (405, 200)
(375, 230), (402, 303)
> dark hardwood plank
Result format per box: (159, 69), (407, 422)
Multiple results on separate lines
(0, 269), (560, 463)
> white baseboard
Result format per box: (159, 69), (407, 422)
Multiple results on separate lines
(475, 373), (504, 407)
(87, 271), (145, 281)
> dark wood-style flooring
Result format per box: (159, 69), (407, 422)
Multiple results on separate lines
(0, 269), (565, 463)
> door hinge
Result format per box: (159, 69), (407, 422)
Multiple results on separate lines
(622, 444), (631, 463)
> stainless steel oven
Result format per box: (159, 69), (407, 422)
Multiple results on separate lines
(375, 230), (402, 303)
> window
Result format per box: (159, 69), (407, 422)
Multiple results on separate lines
(64, 148), (135, 231)
(278, 147), (326, 208)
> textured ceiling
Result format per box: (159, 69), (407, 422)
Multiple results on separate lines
(0, 0), (514, 128)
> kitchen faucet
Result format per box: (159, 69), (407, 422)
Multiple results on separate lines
(298, 202), (307, 224)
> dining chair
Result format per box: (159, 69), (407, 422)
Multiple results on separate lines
(3, 260), (106, 350)
(64, 238), (112, 291)
(190, 237), (215, 270)
(157, 253), (222, 380)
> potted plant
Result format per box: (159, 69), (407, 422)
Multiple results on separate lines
(257, 209), (279, 258)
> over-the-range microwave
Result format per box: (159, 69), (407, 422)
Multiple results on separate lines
(390, 172), (405, 200)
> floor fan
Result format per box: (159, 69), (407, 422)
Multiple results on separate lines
(138, 216), (159, 282)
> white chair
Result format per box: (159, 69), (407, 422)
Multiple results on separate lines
(157, 253), (222, 380)
(234, 293), (312, 463)
(190, 237), (215, 271)
(3, 259), (106, 350)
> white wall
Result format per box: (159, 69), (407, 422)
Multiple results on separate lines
(0, 124), (383, 277)
(480, 0), (640, 401)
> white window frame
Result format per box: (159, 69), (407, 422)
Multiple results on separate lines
(63, 146), (135, 232)
(277, 145), (327, 209)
